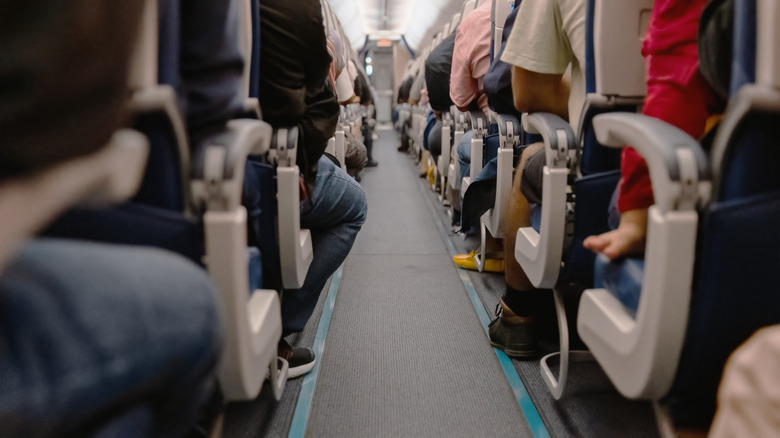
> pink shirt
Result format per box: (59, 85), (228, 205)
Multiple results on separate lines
(450, 1), (492, 115)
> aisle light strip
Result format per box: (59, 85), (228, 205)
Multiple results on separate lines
(418, 179), (550, 438)
(288, 264), (344, 438)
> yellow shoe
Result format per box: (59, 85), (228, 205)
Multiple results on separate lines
(453, 249), (505, 273)
(426, 164), (435, 186)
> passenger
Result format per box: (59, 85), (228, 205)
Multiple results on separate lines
(396, 75), (415, 152)
(423, 30), (458, 208)
(408, 64), (426, 107)
(256, 0), (367, 377)
(709, 325), (780, 438)
(583, 0), (721, 259)
(325, 31), (368, 177)
(0, 2), (223, 436)
(451, 0), (511, 272)
(354, 66), (378, 167)
(491, 0), (587, 358)
(424, 31), (458, 162)
(451, 0), (493, 184)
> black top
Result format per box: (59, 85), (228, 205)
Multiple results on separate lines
(258, 0), (340, 184)
(425, 34), (456, 112)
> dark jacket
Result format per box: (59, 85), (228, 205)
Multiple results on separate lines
(425, 34), (456, 112)
(484, 0), (522, 118)
(257, 0), (339, 185)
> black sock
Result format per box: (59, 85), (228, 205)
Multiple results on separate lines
(502, 286), (537, 316)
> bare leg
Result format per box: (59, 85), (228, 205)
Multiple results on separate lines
(503, 142), (544, 291)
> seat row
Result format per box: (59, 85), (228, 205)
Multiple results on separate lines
(0, 0), (371, 434)
(395, 0), (780, 429)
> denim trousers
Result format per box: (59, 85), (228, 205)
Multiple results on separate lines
(282, 156), (367, 334)
(0, 239), (222, 437)
(457, 130), (475, 182)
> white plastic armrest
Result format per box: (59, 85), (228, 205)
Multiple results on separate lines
(577, 112), (710, 399)
(335, 130), (347, 170)
(270, 127), (314, 289)
(325, 137), (336, 156)
(191, 119), (272, 213)
(483, 114), (521, 237)
(439, 115), (452, 177)
(203, 209), (285, 401)
(514, 113), (577, 288)
(0, 130), (148, 271)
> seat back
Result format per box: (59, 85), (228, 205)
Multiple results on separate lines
(490, 0), (513, 61)
(560, 0), (650, 285)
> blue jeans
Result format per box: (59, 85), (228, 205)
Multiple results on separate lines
(282, 156), (367, 333)
(457, 130), (475, 182)
(0, 239), (222, 437)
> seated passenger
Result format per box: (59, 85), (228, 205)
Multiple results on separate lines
(396, 75), (415, 151)
(354, 66), (378, 167)
(490, 0), (587, 358)
(255, 0), (367, 377)
(451, 0), (509, 271)
(325, 31), (368, 177)
(424, 31), (458, 163)
(0, 2), (223, 436)
(423, 30), (459, 211)
(583, 0), (722, 260)
(408, 65), (426, 107)
(710, 325), (780, 438)
(451, 0), (494, 183)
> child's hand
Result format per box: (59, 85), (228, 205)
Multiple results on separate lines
(583, 208), (648, 260)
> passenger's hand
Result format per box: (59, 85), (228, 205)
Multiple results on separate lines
(583, 208), (648, 260)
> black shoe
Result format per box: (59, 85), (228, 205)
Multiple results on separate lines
(278, 339), (316, 379)
(365, 159), (378, 167)
(488, 303), (540, 359)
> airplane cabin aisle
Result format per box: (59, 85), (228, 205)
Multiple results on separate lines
(223, 127), (659, 437)
(301, 127), (534, 436)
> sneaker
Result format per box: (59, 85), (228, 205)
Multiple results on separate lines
(278, 339), (316, 379)
(365, 159), (378, 167)
(488, 302), (540, 359)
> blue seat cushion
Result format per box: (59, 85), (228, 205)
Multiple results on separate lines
(42, 203), (204, 264)
(593, 253), (644, 316)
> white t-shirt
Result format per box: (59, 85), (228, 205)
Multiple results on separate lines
(500, 0), (586, 133)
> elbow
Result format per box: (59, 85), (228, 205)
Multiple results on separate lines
(513, 91), (533, 114)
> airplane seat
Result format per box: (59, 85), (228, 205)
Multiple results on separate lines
(664, 0), (780, 425)
(460, 110), (489, 198)
(438, 110), (454, 204)
(511, 0), (651, 399)
(579, 0), (780, 428)
(465, 0), (520, 270)
(447, 106), (471, 215)
(45, 0), (288, 402)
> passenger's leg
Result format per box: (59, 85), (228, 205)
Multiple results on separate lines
(0, 239), (222, 438)
(363, 120), (377, 167)
(488, 142), (545, 359)
(457, 130), (474, 182)
(282, 156), (367, 334)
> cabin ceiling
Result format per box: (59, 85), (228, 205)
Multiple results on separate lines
(327, 0), (468, 53)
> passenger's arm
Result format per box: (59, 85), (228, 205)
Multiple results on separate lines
(450, 30), (478, 113)
(511, 66), (570, 121)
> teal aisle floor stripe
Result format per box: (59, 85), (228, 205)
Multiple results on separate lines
(288, 264), (344, 438)
(418, 180), (550, 438)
